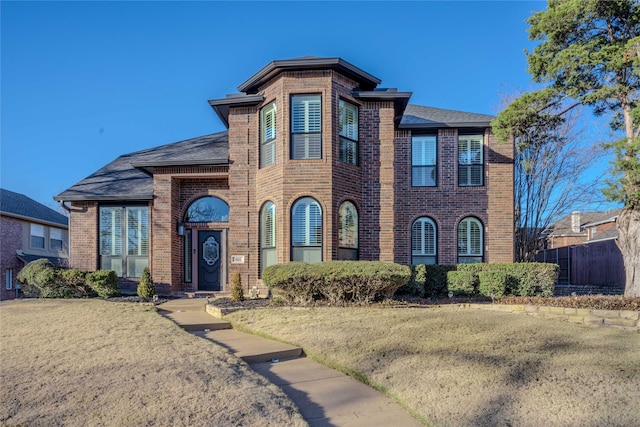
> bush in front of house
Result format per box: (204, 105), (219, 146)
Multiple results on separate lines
(425, 265), (457, 297)
(137, 267), (156, 299)
(397, 264), (427, 297)
(446, 271), (478, 296)
(59, 269), (91, 297)
(230, 272), (244, 302)
(262, 261), (411, 305)
(478, 271), (508, 298)
(16, 258), (53, 296)
(16, 259), (84, 298)
(86, 270), (120, 298)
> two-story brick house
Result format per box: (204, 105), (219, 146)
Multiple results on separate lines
(1, 188), (69, 300)
(54, 57), (514, 295)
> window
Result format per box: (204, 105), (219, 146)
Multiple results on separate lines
(260, 102), (276, 168)
(50, 228), (63, 251)
(184, 230), (192, 283)
(291, 197), (322, 262)
(412, 135), (437, 186)
(291, 94), (321, 159)
(339, 100), (358, 165)
(100, 206), (149, 278)
(458, 135), (483, 186)
(412, 217), (437, 265)
(5, 269), (12, 290)
(458, 217), (483, 263)
(260, 201), (277, 274)
(30, 224), (45, 249)
(185, 196), (229, 222)
(338, 201), (358, 260)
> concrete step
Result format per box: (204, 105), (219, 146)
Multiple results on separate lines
(158, 298), (208, 312)
(159, 308), (232, 331)
(194, 329), (303, 364)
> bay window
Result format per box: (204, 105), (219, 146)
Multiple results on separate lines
(339, 100), (358, 165)
(291, 94), (322, 159)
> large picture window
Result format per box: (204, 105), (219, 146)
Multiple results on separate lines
(339, 100), (358, 165)
(260, 201), (276, 274)
(412, 217), (437, 265)
(412, 135), (437, 187)
(291, 197), (322, 263)
(291, 94), (321, 159)
(338, 201), (358, 260)
(100, 206), (149, 278)
(458, 135), (484, 186)
(260, 102), (276, 168)
(457, 217), (483, 264)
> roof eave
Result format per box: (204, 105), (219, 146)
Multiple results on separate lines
(398, 121), (492, 129)
(131, 158), (229, 175)
(208, 94), (265, 128)
(53, 194), (154, 203)
(353, 90), (412, 127)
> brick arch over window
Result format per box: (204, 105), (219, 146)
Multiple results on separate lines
(457, 216), (483, 264)
(412, 217), (437, 265)
(291, 197), (322, 263)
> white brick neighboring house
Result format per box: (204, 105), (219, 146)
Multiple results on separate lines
(0, 188), (69, 300)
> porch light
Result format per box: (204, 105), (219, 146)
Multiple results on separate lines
(177, 222), (185, 236)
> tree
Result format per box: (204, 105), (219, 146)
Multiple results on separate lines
(493, 0), (640, 296)
(495, 91), (604, 262)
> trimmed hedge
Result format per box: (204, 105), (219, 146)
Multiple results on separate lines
(410, 263), (559, 298)
(262, 261), (411, 305)
(86, 270), (120, 298)
(447, 271), (478, 296)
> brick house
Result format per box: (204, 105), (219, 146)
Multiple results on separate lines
(542, 209), (621, 249)
(1, 188), (69, 300)
(54, 57), (514, 296)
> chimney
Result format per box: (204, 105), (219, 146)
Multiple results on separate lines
(571, 211), (581, 233)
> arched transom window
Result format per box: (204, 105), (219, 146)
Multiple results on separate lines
(185, 196), (229, 222)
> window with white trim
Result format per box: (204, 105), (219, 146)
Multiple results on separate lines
(458, 135), (483, 186)
(260, 201), (276, 274)
(412, 217), (437, 265)
(100, 206), (149, 278)
(339, 100), (358, 165)
(30, 224), (45, 249)
(338, 201), (358, 260)
(412, 135), (437, 187)
(457, 217), (483, 263)
(291, 197), (322, 263)
(50, 227), (63, 251)
(291, 94), (321, 159)
(260, 102), (276, 168)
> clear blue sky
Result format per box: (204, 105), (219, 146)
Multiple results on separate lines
(3, 1), (557, 210)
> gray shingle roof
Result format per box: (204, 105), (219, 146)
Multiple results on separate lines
(55, 132), (229, 202)
(1, 188), (68, 226)
(400, 104), (495, 129)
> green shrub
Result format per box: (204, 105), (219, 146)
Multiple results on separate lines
(16, 258), (53, 295)
(447, 271), (478, 296)
(86, 270), (119, 298)
(59, 269), (91, 297)
(478, 271), (508, 298)
(137, 267), (156, 299)
(262, 261), (411, 305)
(424, 265), (457, 297)
(230, 272), (244, 302)
(397, 265), (427, 297)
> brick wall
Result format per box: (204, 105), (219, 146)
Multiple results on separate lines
(69, 201), (98, 271)
(0, 216), (23, 300)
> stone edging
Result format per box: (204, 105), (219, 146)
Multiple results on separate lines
(462, 303), (639, 332)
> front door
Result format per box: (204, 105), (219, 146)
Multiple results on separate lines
(198, 230), (221, 291)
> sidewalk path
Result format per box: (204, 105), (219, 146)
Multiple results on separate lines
(158, 298), (424, 427)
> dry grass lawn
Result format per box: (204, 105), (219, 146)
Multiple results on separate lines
(0, 299), (306, 427)
(227, 306), (640, 427)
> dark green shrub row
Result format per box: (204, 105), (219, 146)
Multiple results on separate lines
(16, 259), (120, 298)
(400, 263), (559, 298)
(262, 261), (411, 305)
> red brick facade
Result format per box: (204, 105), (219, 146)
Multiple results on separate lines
(63, 58), (514, 295)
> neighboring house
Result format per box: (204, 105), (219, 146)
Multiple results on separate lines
(543, 209), (621, 249)
(0, 188), (69, 300)
(54, 56), (514, 296)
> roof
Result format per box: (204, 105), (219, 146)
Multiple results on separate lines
(55, 132), (229, 202)
(400, 105), (495, 129)
(546, 209), (621, 237)
(238, 56), (381, 94)
(17, 253), (68, 266)
(1, 188), (68, 227)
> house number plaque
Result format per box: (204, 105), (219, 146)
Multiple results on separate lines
(231, 255), (245, 264)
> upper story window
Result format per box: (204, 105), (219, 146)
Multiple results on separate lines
(291, 197), (322, 263)
(30, 224), (45, 249)
(50, 228), (63, 251)
(338, 201), (358, 260)
(412, 135), (437, 187)
(412, 217), (437, 265)
(260, 102), (276, 168)
(185, 196), (229, 222)
(458, 217), (483, 264)
(291, 94), (321, 159)
(458, 135), (484, 186)
(100, 206), (149, 278)
(339, 100), (358, 165)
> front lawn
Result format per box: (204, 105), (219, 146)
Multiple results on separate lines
(227, 306), (640, 427)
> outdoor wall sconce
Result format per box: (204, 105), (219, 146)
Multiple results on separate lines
(177, 222), (185, 236)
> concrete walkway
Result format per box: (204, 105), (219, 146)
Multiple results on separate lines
(158, 298), (423, 427)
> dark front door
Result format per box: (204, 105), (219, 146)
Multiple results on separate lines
(198, 230), (221, 291)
